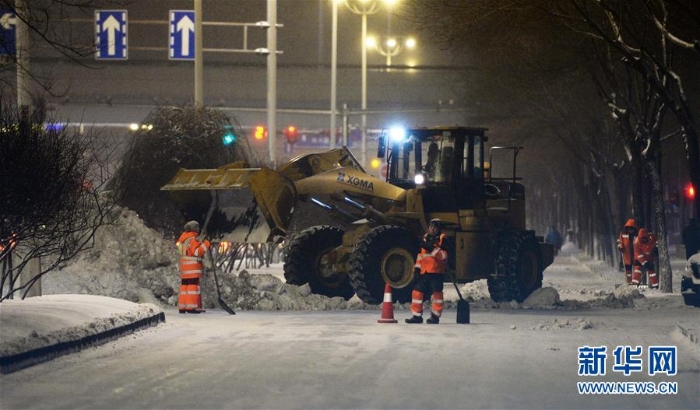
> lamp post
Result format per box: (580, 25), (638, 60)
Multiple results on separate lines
(340, 0), (384, 168)
(330, 0), (339, 149)
(366, 35), (415, 67)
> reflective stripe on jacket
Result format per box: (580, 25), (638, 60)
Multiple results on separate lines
(176, 231), (210, 279)
(414, 233), (448, 274)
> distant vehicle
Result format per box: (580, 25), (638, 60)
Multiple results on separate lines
(681, 252), (700, 307)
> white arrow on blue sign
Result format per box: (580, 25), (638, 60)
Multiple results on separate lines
(0, 9), (16, 56)
(95, 10), (128, 60)
(169, 10), (195, 60)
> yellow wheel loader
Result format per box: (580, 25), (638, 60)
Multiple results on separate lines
(162, 126), (554, 304)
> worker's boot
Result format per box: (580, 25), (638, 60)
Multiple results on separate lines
(405, 315), (423, 324)
(426, 314), (440, 324)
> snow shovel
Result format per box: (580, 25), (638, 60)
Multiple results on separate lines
(206, 248), (236, 315)
(202, 191), (236, 315)
(447, 270), (470, 324)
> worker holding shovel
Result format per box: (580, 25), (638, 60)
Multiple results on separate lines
(176, 220), (211, 314)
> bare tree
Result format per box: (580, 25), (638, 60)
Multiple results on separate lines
(549, 0), (700, 291)
(0, 99), (118, 300)
(559, 0), (700, 220)
(0, 0), (130, 95)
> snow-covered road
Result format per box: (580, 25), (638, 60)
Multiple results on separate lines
(2, 305), (699, 410)
(1, 248), (699, 410)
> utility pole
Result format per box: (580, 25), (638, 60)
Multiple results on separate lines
(267, 0), (277, 166)
(16, 0), (41, 298)
(194, 0), (203, 106)
(15, 0), (30, 111)
(330, 1), (338, 149)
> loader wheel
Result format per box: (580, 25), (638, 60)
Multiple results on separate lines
(350, 225), (418, 304)
(283, 226), (354, 300)
(488, 230), (543, 303)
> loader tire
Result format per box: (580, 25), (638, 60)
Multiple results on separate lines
(350, 225), (418, 304)
(283, 226), (354, 300)
(488, 229), (543, 303)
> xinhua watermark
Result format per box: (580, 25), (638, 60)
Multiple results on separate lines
(576, 345), (678, 395)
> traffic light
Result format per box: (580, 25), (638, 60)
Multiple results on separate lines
(685, 183), (696, 200)
(284, 125), (298, 144)
(222, 125), (236, 146)
(254, 125), (267, 140)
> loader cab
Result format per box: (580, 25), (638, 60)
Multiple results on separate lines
(377, 126), (488, 211)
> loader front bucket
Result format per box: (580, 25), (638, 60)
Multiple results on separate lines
(248, 167), (297, 238)
(161, 165), (297, 243)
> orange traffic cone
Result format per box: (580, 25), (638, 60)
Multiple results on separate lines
(377, 283), (398, 323)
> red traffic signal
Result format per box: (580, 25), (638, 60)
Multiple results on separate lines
(254, 125), (267, 140)
(685, 183), (696, 200)
(284, 125), (298, 144)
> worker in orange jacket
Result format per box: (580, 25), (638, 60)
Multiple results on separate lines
(406, 219), (449, 325)
(632, 228), (659, 289)
(176, 220), (211, 313)
(617, 218), (638, 284)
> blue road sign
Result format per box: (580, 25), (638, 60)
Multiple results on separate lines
(169, 10), (195, 60)
(95, 10), (127, 60)
(0, 9), (16, 56)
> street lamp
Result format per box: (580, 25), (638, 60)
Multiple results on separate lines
(330, 0), (339, 149)
(366, 35), (416, 67)
(339, 0), (392, 168)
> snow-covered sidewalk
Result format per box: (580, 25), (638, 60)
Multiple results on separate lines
(0, 294), (164, 374)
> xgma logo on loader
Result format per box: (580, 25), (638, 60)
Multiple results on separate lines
(337, 172), (374, 191)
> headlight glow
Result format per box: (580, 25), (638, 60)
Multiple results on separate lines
(414, 173), (425, 185)
(389, 126), (407, 143)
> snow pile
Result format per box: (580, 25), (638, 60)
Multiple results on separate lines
(531, 317), (596, 331)
(47, 206), (374, 311)
(48, 206), (180, 305)
(522, 287), (561, 308)
(561, 240), (578, 252)
(43, 206), (682, 312)
(208, 271), (369, 311)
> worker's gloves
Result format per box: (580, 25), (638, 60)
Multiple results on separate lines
(421, 235), (436, 251)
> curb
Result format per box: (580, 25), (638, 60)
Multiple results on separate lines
(0, 311), (165, 374)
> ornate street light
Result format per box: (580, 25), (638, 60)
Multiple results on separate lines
(366, 35), (416, 67)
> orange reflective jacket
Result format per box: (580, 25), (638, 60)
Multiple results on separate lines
(617, 219), (638, 265)
(176, 231), (210, 279)
(415, 233), (448, 274)
(633, 229), (657, 265)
